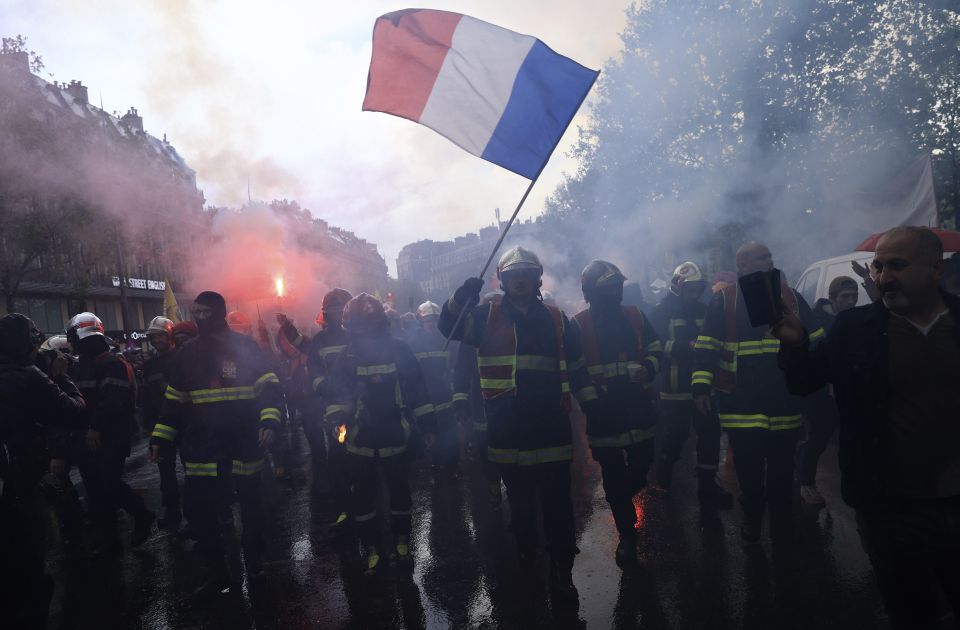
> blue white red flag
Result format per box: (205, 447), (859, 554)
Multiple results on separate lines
(362, 9), (599, 179)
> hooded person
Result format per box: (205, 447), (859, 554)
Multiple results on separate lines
(67, 311), (154, 554)
(150, 291), (282, 598)
(0, 313), (85, 628)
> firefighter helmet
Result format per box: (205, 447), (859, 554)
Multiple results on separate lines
(581, 260), (626, 301)
(417, 301), (441, 319)
(497, 246), (543, 277)
(227, 311), (252, 335)
(669, 261), (704, 296)
(40, 334), (71, 352)
(66, 312), (105, 341)
(343, 293), (388, 332)
(146, 316), (175, 337)
(322, 288), (353, 313)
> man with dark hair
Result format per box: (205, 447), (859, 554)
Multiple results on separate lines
(774, 226), (960, 629)
(0, 313), (85, 628)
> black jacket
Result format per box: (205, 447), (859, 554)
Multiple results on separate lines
(649, 292), (704, 399)
(141, 349), (178, 432)
(0, 362), (85, 498)
(779, 291), (960, 508)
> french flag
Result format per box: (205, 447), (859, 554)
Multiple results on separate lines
(362, 9), (599, 180)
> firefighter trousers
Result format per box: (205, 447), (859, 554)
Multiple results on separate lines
(432, 411), (460, 473)
(326, 434), (351, 518)
(183, 460), (265, 576)
(659, 399), (721, 472)
(78, 444), (149, 538)
(348, 452), (412, 547)
(472, 429), (502, 487)
(725, 427), (800, 520)
(797, 390), (839, 486)
(593, 440), (654, 539)
(500, 461), (576, 560)
(156, 443), (180, 515)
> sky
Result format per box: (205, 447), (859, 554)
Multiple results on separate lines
(2, 0), (630, 275)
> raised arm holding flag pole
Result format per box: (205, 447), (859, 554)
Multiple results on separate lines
(362, 8), (599, 346)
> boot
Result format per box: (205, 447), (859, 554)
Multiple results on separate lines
(614, 536), (638, 569)
(697, 471), (733, 508)
(364, 545), (381, 576)
(131, 510), (156, 547)
(393, 534), (411, 568)
(654, 456), (673, 491)
(549, 555), (579, 605)
(190, 551), (234, 603)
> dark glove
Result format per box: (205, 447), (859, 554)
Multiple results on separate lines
(454, 277), (485, 308)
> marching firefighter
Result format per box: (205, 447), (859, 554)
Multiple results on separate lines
(399, 311), (419, 343)
(67, 311), (155, 554)
(324, 293), (437, 574)
(571, 260), (663, 567)
(142, 316), (181, 530)
(439, 246), (591, 602)
(410, 300), (460, 482)
(650, 262), (732, 505)
(453, 291), (503, 507)
(278, 288), (353, 528)
(692, 243), (824, 544)
(150, 291), (282, 597)
(0, 313), (86, 628)
(172, 320), (199, 346)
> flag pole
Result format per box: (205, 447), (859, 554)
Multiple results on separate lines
(442, 174), (539, 350)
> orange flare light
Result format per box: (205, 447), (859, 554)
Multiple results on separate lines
(337, 424), (347, 444)
(275, 276), (285, 298)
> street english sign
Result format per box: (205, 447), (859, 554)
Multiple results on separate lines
(112, 276), (166, 291)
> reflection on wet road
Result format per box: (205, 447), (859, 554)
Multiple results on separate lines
(47, 410), (889, 629)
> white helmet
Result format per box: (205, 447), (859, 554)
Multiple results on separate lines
(66, 312), (105, 340)
(417, 301), (441, 319)
(669, 262), (705, 296)
(40, 334), (71, 352)
(146, 316), (175, 337)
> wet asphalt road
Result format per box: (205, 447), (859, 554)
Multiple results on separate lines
(45, 410), (893, 630)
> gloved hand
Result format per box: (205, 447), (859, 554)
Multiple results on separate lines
(454, 277), (485, 308)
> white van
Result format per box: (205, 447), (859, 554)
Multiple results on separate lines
(796, 250), (958, 306)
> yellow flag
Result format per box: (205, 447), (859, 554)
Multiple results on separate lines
(163, 280), (180, 323)
(372, 289), (383, 302)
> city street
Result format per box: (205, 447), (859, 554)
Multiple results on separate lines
(45, 410), (891, 630)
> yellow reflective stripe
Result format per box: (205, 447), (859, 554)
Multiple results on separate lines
(231, 459), (265, 476)
(164, 386), (189, 403)
(809, 327), (826, 342)
(189, 387), (256, 403)
(575, 386), (599, 403)
(669, 361), (679, 392)
(312, 376), (326, 391)
(719, 414), (803, 430)
(345, 442), (408, 458)
(663, 340), (675, 358)
(645, 340), (663, 353)
(435, 401), (453, 412)
(691, 370), (713, 386)
(356, 363), (397, 376)
(560, 382), (570, 393)
(479, 378), (514, 389)
(254, 372), (280, 392)
(413, 404), (435, 417)
(151, 423), (178, 441)
(260, 407), (281, 423)
(694, 336), (720, 351)
(317, 344), (347, 358)
(477, 355), (513, 367)
(184, 461), (218, 477)
(736, 339), (781, 356)
(488, 444), (573, 465)
(646, 355), (661, 373)
(452, 392), (469, 402)
(659, 391), (693, 401)
(325, 404), (350, 419)
(588, 427), (656, 448)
